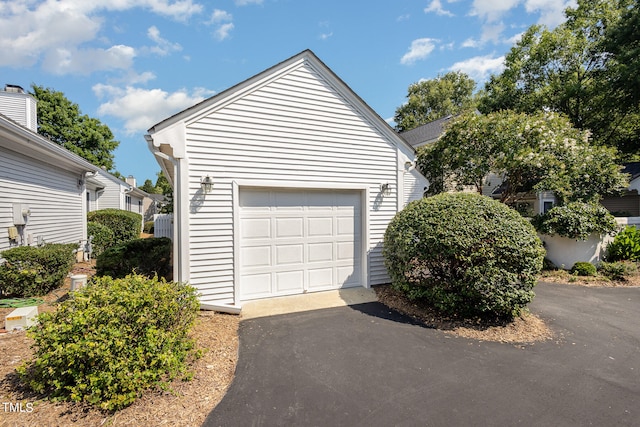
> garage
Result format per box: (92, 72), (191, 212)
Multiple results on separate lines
(239, 188), (363, 300)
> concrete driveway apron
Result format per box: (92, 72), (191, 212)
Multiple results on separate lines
(203, 283), (640, 427)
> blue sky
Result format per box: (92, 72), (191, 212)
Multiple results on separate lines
(0, 0), (576, 185)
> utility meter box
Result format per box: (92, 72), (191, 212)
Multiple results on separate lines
(4, 306), (38, 330)
(12, 203), (31, 225)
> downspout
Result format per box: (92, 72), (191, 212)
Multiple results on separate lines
(145, 135), (242, 315)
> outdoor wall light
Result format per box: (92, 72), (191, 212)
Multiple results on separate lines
(380, 182), (391, 196)
(200, 176), (213, 193)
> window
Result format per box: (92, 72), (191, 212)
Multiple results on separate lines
(543, 200), (554, 214)
(126, 195), (132, 211)
(138, 200), (143, 213)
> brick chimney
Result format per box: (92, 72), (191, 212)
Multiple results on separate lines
(126, 175), (137, 187)
(0, 85), (38, 132)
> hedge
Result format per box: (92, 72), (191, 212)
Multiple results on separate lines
(87, 209), (142, 247)
(87, 221), (115, 257)
(96, 237), (172, 280)
(0, 243), (77, 297)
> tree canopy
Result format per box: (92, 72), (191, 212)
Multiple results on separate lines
(478, 0), (640, 155)
(30, 84), (119, 170)
(394, 71), (477, 132)
(416, 111), (629, 205)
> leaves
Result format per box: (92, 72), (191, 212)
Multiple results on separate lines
(417, 110), (628, 204)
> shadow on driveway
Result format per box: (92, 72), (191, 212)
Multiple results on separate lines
(203, 282), (639, 427)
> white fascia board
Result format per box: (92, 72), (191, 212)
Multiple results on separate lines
(0, 116), (98, 174)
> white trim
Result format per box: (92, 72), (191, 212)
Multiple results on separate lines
(176, 158), (191, 283)
(232, 180), (370, 304)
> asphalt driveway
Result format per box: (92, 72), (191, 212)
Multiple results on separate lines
(203, 283), (640, 426)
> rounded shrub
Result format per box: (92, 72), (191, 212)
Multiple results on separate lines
(87, 209), (142, 247)
(532, 201), (617, 240)
(87, 221), (115, 257)
(96, 237), (172, 280)
(598, 261), (637, 281)
(607, 225), (640, 261)
(570, 261), (597, 276)
(383, 192), (545, 318)
(17, 274), (200, 410)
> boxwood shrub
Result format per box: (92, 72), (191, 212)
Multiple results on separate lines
(87, 209), (142, 247)
(532, 201), (617, 240)
(0, 243), (77, 297)
(87, 221), (115, 257)
(383, 193), (545, 318)
(96, 237), (171, 280)
(17, 274), (200, 410)
(570, 261), (597, 276)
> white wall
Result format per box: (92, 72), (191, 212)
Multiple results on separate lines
(0, 146), (85, 253)
(179, 60), (414, 305)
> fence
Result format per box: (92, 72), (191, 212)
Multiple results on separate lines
(153, 214), (173, 239)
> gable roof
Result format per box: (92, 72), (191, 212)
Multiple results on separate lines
(147, 50), (416, 184)
(399, 115), (453, 148)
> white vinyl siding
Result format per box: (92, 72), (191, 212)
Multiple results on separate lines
(0, 146), (84, 253)
(184, 62), (398, 305)
(92, 171), (126, 210)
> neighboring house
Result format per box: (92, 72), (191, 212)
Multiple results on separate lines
(601, 162), (640, 217)
(146, 50), (428, 312)
(0, 85), (99, 254)
(143, 193), (167, 222)
(400, 116), (555, 214)
(86, 170), (149, 218)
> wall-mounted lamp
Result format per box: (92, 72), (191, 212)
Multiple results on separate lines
(200, 176), (213, 193)
(380, 182), (391, 196)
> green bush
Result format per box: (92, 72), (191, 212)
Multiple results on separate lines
(598, 261), (637, 281)
(0, 243), (76, 297)
(570, 261), (597, 276)
(87, 221), (115, 257)
(383, 193), (545, 318)
(532, 202), (617, 240)
(607, 226), (640, 261)
(96, 237), (171, 280)
(17, 274), (199, 410)
(87, 209), (142, 247)
(143, 220), (155, 234)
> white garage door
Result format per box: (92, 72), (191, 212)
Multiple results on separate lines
(239, 188), (362, 300)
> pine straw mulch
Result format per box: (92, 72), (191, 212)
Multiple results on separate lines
(374, 284), (555, 345)
(0, 261), (239, 427)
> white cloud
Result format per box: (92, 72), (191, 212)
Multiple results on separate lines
(234, 0), (263, 5)
(448, 54), (505, 81)
(462, 38), (480, 48)
(424, 0), (454, 17)
(396, 14), (411, 21)
(0, 0), (203, 73)
(209, 9), (234, 41)
(319, 32), (333, 40)
(401, 38), (438, 65)
(214, 23), (235, 41)
(524, 0), (577, 27)
(94, 84), (216, 134)
(470, 0), (520, 23)
(146, 26), (182, 56)
(43, 45), (136, 75)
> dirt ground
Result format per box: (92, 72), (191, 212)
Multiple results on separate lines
(1, 263), (637, 426)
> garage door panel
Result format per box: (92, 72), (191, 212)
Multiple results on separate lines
(276, 217), (303, 238)
(240, 188), (362, 301)
(308, 242), (333, 262)
(276, 244), (304, 265)
(275, 270), (304, 293)
(242, 218), (271, 239)
(242, 246), (271, 268)
(308, 217), (333, 236)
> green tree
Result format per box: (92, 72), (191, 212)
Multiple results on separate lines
(30, 84), (119, 170)
(478, 0), (639, 154)
(394, 71), (477, 132)
(417, 111), (628, 205)
(140, 178), (160, 194)
(155, 171), (173, 213)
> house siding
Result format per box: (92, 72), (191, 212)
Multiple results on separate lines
(92, 171), (125, 210)
(183, 62), (400, 305)
(0, 146), (84, 253)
